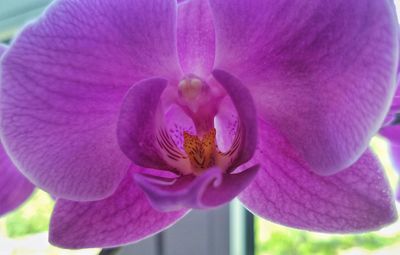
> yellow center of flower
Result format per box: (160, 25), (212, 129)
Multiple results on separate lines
(183, 128), (217, 175)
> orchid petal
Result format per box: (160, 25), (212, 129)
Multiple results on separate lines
(135, 165), (258, 211)
(212, 69), (258, 169)
(202, 166), (259, 207)
(391, 85), (400, 113)
(117, 78), (171, 170)
(177, 0), (215, 77)
(0, 0), (181, 200)
(0, 44), (35, 216)
(50, 173), (187, 249)
(239, 121), (397, 232)
(0, 144), (35, 216)
(383, 84), (400, 125)
(210, 0), (399, 174)
(389, 85), (400, 115)
(380, 125), (400, 146)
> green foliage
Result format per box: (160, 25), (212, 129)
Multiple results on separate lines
(256, 220), (400, 255)
(0, 190), (54, 238)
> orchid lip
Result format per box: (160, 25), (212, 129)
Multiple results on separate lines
(154, 74), (245, 176)
(116, 71), (256, 177)
(116, 69), (258, 212)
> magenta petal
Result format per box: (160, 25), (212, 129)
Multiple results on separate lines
(239, 121), (397, 232)
(390, 81), (400, 112)
(135, 165), (259, 211)
(0, 44), (35, 216)
(117, 78), (170, 170)
(50, 173), (187, 249)
(202, 165), (259, 207)
(210, 0), (399, 174)
(0, 0), (181, 200)
(177, 0), (215, 77)
(212, 69), (258, 169)
(380, 125), (400, 146)
(387, 96), (400, 125)
(135, 168), (221, 211)
(383, 84), (400, 125)
(0, 143), (35, 216)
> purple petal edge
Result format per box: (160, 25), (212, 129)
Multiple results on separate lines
(0, 44), (35, 216)
(0, 143), (35, 217)
(50, 173), (187, 249)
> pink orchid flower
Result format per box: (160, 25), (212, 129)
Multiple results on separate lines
(0, 0), (399, 249)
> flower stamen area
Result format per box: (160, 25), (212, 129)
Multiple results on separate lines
(153, 74), (245, 176)
(183, 128), (217, 175)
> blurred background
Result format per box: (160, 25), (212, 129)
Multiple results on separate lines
(1, 1), (400, 255)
